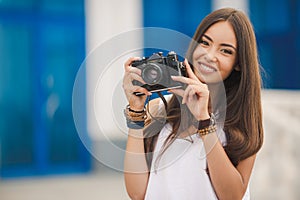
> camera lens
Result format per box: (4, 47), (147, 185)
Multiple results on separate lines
(142, 63), (162, 85)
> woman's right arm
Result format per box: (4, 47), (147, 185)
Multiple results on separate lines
(122, 57), (151, 200)
(124, 128), (149, 200)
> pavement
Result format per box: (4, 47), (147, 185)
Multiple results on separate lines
(0, 89), (299, 200)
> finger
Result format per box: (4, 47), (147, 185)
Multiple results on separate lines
(123, 66), (145, 85)
(188, 86), (197, 103)
(130, 72), (146, 84)
(182, 86), (193, 104)
(124, 84), (151, 98)
(183, 85), (202, 104)
(168, 88), (184, 97)
(124, 57), (141, 71)
(132, 85), (152, 96)
(123, 74), (145, 89)
(184, 59), (198, 81)
(171, 75), (197, 85)
(128, 66), (142, 76)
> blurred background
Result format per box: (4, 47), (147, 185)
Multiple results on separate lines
(0, 0), (299, 199)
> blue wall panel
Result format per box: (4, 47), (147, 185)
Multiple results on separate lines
(0, 0), (90, 178)
(143, 0), (300, 89)
(142, 0), (211, 99)
(250, 0), (300, 89)
(143, 0), (211, 57)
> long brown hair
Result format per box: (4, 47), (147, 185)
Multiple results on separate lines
(144, 8), (264, 168)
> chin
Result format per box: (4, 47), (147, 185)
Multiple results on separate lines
(198, 73), (223, 84)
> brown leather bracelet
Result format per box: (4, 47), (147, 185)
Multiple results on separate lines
(127, 105), (145, 113)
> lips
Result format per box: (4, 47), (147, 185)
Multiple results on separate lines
(197, 62), (217, 73)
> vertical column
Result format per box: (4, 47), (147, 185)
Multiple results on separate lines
(212, 0), (248, 14)
(84, 0), (143, 140)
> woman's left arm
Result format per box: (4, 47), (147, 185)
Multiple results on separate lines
(170, 59), (256, 200)
(202, 132), (256, 200)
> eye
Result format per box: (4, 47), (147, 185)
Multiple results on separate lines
(200, 39), (209, 46)
(221, 48), (233, 55)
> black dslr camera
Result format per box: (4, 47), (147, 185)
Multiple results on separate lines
(131, 51), (187, 94)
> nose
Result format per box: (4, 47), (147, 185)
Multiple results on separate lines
(204, 48), (217, 62)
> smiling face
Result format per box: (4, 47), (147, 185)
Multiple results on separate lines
(192, 21), (238, 83)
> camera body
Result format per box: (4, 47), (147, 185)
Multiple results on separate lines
(131, 51), (187, 93)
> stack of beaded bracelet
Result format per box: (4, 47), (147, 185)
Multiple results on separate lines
(124, 105), (147, 129)
(197, 124), (217, 136)
(197, 113), (217, 137)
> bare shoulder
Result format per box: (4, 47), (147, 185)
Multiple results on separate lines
(145, 94), (172, 125)
(148, 97), (161, 108)
(147, 94), (172, 113)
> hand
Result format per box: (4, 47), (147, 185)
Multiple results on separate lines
(169, 59), (210, 120)
(122, 57), (152, 111)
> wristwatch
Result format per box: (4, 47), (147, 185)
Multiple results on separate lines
(198, 113), (216, 130)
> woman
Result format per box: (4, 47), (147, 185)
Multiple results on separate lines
(123, 7), (264, 200)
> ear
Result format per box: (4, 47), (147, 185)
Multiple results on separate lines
(234, 65), (240, 71)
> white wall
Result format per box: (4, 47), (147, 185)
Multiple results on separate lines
(84, 0), (143, 140)
(85, 0), (143, 52)
(212, 0), (248, 14)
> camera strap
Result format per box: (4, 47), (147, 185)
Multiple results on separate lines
(157, 91), (168, 112)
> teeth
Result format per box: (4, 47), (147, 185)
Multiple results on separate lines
(200, 64), (215, 72)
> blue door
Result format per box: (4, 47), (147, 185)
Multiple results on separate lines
(0, 0), (90, 178)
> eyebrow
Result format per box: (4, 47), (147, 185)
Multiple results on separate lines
(203, 34), (237, 50)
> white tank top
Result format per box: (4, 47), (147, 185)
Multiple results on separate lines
(144, 122), (250, 200)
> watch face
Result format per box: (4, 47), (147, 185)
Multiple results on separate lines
(198, 118), (211, 129)
(198, 113), (216, 130)
(210, 113), (216, 124)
